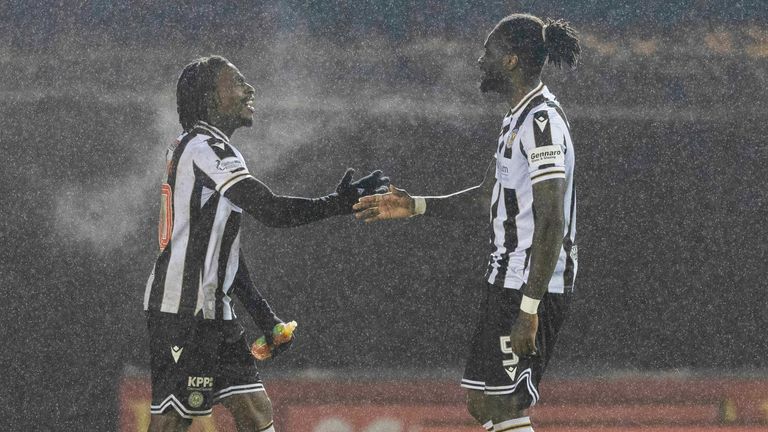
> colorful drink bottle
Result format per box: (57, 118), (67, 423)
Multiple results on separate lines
(251, 321), (298, 360)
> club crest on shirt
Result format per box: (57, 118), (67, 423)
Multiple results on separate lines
(505, 129), (518, 148)
(188, 391), (204, 408)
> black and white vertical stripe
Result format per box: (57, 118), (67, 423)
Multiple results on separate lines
(144, 121), (254, 319)
(485, 83), (577, 293)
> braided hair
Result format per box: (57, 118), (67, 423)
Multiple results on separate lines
(491, 14), (580, 80)
(176, 55), (231, 131)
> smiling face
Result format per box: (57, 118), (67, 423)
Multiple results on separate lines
(209, 63), (255, 132)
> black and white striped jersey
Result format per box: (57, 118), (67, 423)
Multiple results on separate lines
(144, 121), (255, 320)
(485, 82), (577, 293)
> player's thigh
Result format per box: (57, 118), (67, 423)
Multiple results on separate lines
(466, 388), (528, 422)
(468, 286), (540, 407)
(147, 411), (192, 432)
(215, 324), (273, 431)
(482, 392), (529, 421)
(220, 391), (274, 431)
(147, 312), (218, 419)
(466, 388), (489, 421)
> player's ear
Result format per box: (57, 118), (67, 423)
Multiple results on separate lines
(502, 54), (519, 72)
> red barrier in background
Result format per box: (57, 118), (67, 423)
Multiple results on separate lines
(120, 376), (768, 431)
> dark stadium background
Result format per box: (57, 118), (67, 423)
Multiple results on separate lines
(2, 1), (767, 430)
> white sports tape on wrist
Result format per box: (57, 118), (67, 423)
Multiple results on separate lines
(413, 196), (426, 215)
(520, 295), (540, 314)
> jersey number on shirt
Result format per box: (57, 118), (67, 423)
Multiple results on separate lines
(158, 183), (173, 251)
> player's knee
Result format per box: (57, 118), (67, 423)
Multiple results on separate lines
(224, 392), (274, 430)
(233, 413), (272, 431)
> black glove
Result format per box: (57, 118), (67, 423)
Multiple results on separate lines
(335, 168), (390, 212)
(267, 332), (295, 359)
(257, 316), (283, 340)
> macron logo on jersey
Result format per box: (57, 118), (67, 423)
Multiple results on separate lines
(171, 345), (183, 363)
(534, 113), (549, 132)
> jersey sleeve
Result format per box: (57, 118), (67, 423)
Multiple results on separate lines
(190, 139), (254, 195)
(519, 109), (568, 185)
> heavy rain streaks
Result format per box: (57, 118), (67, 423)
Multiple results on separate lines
(2, 1), (768, 431)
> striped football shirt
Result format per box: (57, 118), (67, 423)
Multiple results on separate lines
(144, 121), (255, 320)
(485, 82), (577, 293)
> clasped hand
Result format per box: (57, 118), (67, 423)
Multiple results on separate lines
(352, 185), (415, 222)
(335, 168), (390, 207)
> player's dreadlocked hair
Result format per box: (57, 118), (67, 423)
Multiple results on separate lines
(176, 55), (231, 131)
(492, 14), (580, 80)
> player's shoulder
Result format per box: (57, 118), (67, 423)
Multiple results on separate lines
(517, 107), (567, 146)
(182, 129), (213, 148)
(523, 100), (567, 129)
(185, 131), (239, 159)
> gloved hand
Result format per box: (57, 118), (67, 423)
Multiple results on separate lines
(261, 319), (296, 359)
(265, 331), (295, 358)
(258, 316), (283, 340)
(335, 168), (390, 212)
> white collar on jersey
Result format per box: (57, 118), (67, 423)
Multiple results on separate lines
(508, 81), (545, 117)
(194, 121), (230, 144)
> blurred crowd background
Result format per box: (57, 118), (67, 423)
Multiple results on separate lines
(2, 1), (767, 430)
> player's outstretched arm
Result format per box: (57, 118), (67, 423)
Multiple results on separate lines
(225, 168), (389, 228)
(353, 159), (495, 223)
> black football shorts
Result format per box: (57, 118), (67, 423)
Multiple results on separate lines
(147, 311), (264, 418)
(461, 282), (571, 408)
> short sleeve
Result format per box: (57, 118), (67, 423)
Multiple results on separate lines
(519, 109), (567, 185)
(190, 139), (253, 195)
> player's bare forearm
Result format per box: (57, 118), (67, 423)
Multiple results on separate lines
(522, 179), (565, 301)
(523, 217), (563, 300)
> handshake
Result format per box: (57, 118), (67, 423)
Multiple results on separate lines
(335, 168), (417, 222)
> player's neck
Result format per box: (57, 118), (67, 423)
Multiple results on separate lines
(218, 126), (235, 138)
(207, 119), (236, 138)
(507, 77), (541, 110)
